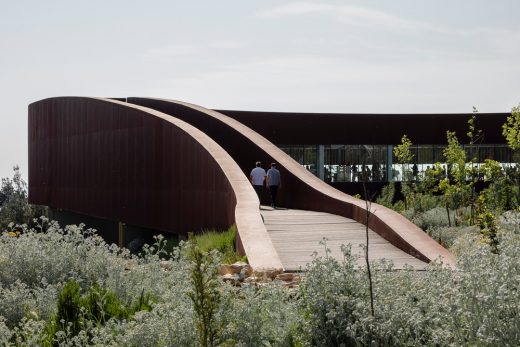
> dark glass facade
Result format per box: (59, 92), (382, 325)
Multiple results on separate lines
(279, 144), (515, 183)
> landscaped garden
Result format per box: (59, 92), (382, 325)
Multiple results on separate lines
(0, 106), (519, 346)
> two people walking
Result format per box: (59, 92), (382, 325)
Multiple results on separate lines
(250, 161), (282, 208)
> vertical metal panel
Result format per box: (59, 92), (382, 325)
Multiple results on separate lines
(28, 97), (237, 235)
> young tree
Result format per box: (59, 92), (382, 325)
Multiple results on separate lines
(502, 103), (520, 205)
(476, 194), (499, 253)
(440, 131), (468, 226)
(465, 109), (484, 224)
(479, 159), (518, 213)
(362, 182), (375, 317)
(393, 135), (415, 209)
(187, 239), (221, 347)
(502, 103), (520, 154)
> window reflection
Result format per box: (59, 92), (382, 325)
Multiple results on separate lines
(279, 144), (514, 182)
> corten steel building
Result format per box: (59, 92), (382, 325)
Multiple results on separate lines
(28, 96), (511, 270)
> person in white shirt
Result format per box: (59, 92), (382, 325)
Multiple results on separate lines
(250, 161), (266, 205)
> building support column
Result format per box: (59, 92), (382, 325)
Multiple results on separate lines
(387, 145), (393, 181)
(318, 145), (325, 180)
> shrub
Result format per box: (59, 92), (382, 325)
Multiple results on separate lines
(219, 284), (303, 346)
(299, 230), (520, 346)
(300, 244), (365, 346)
(44, 281), (83, 345)
(429, 225), (478, 250)
(0, 222), (195, 345)
(500, 210), (520, 233)
(409, 206), (455, 231)
(0, 166), (47, 231)
(187, 242), (221, 347)
(43, 280), (153, 345)
(2, 217), (520, 345)
(192, 225), (245, 264)
(376, 182), (396, 208)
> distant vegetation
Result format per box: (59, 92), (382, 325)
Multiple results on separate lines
(376, 106), (519, 251)
(0, 166), (47, 231)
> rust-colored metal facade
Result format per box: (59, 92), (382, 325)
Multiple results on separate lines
(126, 98), (350, 210)
(215, 110), (508, 145)
(28, 96), (463, 266)
(126, 98), (455, 265)
(128, 98), (299, 207)
(29, 97), (236, 235)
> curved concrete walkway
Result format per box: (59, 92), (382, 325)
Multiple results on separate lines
(262, 207), (427, 271)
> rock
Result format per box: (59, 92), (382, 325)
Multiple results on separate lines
(244, 276), (258, 284)
(253, 267), (283, 280)
(219, 265), (233, 276)
(222, 273), (241, 286)
(219, 265), (303, 288)
(275, 273), (294, 281)
(222, 273), (239, 280)
(230, 262), (252, 277)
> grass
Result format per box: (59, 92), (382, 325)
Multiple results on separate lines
(191, 225), (246, 264)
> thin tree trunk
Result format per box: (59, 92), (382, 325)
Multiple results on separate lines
(362, 182), (375, 317)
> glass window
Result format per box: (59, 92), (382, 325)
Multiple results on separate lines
(282, 144), (513, 183)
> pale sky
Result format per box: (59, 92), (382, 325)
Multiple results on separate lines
(1, 0), (519, 179)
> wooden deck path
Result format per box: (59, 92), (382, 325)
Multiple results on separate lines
(261, 207), (427, 271)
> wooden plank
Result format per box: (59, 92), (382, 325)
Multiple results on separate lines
(261, 208), (428, 271)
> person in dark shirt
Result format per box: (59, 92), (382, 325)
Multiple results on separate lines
(266, 162), (281, 208)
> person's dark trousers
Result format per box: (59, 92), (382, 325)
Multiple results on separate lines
(269, 185), (278, 207)
(253, 185), (263, 201)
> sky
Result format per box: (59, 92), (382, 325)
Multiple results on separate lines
(1, 0), (519, 180)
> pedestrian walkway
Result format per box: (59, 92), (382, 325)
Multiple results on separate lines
(261, 207), (428, 271)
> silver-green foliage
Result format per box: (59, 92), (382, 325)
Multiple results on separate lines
(300, 244), (364, 346)
(300, 231), (520, 346)
(220, 285), (303, 346)
(0, 222), (301, 346)
(2, 217), (520, 345)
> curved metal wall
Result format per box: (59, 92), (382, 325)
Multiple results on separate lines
(129, 98), (455, 266)
(128, 97), (309, 208)
(29, 97), (237, 235)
